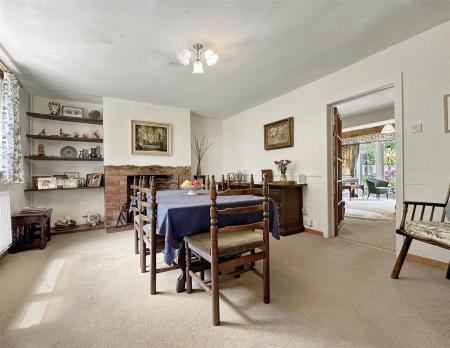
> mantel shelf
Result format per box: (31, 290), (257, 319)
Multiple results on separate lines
(26, 134), (103, 143)
(26, 112), (103, 125)
(25, 186), (104, 192)
(24, 155), (103, 161)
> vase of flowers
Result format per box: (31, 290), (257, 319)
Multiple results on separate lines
(274, 159), (291, 182)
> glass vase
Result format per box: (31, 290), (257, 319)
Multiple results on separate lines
(280, 172), (287, 182)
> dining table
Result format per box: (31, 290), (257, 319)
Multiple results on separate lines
(148, 189), (280, 292)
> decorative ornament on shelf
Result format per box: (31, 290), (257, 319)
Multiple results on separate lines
(83, 213), (101, 226)
(88, 110), (101, 120)
(48, 101), (61, 115)
(274, 159), (292, 182)
(60, 128), (70, 137)
(90, 130), (101, 139)
(192, 136), (213, 176)
(177, 43), (219, 74)
(38, 128), (46, 136)
(37, 144), (45, 157)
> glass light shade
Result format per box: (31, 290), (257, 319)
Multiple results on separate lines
(381, 124), (395, 134)
(203, 49), (214, 59)
(177, 49), (191, 65)
(205, 53), (218, 66)
(192, 60), (204, 74)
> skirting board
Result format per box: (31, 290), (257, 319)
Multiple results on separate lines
(304, 228), (324, 237)
(406, 254), (447, 270)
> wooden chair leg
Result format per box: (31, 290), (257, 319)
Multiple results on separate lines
(140, 231), (146, 273)
(391, 236), (412, 279)
(186, 244), (192, 294)
(134, 227), (139, 255)
(150, 237), (157, 295)
(446, 260), (450, 280)
(211, 260), (220, 326)
(263, 253), (270, 304)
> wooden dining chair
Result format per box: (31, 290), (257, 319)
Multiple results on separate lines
(184, 175), (270, 325)
(391, 184), (450, 280)
(130, 175), (146, 255)
(139, 177), (179, 294)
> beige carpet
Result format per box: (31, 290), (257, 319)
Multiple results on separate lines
(339, 217), (396, 251)
(1, 230), (449, 348)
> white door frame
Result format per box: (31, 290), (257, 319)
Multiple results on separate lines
(326, 73), (404, 247)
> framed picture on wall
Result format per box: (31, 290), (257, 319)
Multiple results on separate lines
(264, 117), (294, 150)
(131, 120), (172, 155)
(444, 94), (450, 133)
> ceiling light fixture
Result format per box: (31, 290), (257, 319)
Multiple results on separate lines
(177, 43), (218, 74)
(381, 124), (395, 134)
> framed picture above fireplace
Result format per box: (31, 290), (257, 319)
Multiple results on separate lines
(131, 120), (172, 155)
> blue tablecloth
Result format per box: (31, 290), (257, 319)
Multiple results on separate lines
(149, 190), (280, 264)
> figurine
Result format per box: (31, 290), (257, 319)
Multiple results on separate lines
(38, 128), (46, 136)
(72, 131), (80, 138)
(90, 130), (101, 139)
(81, 132), (89, 139)
(60, 128), (70, 137)
(37, 144), (45, 157)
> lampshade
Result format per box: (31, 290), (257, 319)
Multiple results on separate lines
(192, 60), (204, 74)
(381, 124), (395, 134)
(177, 49), (191, 66)
(205, 52), (218, 66)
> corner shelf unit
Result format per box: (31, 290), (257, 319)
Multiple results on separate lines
(25, 111), (104, 193)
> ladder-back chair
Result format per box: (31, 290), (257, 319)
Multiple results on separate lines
(184, 175), (270, 325)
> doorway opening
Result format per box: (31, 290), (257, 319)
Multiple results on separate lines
(333, 87), (397, 251)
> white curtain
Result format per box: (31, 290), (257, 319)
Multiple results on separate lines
(0, 72), (23, 184)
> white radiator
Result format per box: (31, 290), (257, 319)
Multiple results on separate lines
(0, 191), (12, 254)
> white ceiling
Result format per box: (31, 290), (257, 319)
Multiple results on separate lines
(1, 1), (449, 119)
(337, 88), (395, 118)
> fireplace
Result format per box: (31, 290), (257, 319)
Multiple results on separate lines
(104, 165), (191, 227)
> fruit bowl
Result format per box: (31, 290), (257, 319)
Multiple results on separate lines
(181, 185), (204, 195)
(180, 180), (204, 195)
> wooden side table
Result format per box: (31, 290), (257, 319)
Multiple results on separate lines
(11, 209), (53, 252)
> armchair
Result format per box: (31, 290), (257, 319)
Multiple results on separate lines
(366, 178), (390, 199)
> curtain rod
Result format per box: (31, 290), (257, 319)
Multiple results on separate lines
(0, 58), (23, 87)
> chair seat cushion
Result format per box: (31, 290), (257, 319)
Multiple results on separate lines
(185, 231), (264, 257)
(404, 221), (450, 247)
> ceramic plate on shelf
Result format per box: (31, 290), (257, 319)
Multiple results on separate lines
(60, 146), (77, 158)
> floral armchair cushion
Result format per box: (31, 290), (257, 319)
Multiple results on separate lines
(405, 221), (450, 247)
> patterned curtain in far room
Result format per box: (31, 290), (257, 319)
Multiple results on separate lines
(0, 72), (23, 184)
(342, 144), (359, 178)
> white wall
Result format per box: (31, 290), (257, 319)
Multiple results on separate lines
(223, 21), (450, 262)
(190, 113), (223, 178)
(342, 106), (394, 129)
(103, 97), (191, 167)
(0, 88), (30, 214)
(29, 96), (104, 224)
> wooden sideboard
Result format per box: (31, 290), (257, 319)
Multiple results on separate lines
(229, 182), (306, 236)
